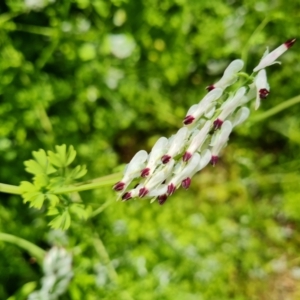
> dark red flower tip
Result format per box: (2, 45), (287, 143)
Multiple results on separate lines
(167, 183), (176, 196)
(141, 168), (150, 178)
(161, 154), (171, 164)
(181, 177), (191, 189)
(206, 85), (215, 92)
(259, 88), (270, 99)
(183, 152), (192, 162)
(122, 192), (132, 201)
(210, 155), (219, 166)
(183, 115), (195, 125)
(213, 118), (223, 130)
(139, 187), (148, 198)
(113, 181), (125, 191)
(284, 38), (296, 49)
(158, 194), (168, 205)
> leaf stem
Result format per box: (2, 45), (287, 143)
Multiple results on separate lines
(53, 172), (122, 194)
(0, 233), (45, 263)
(0, 183), (21, 195)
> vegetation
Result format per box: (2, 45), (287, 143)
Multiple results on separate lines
(0, 0), (300, 299)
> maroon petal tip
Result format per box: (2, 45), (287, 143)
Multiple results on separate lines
(139, 187), (148, 198)
(213, 118), (223, 130)
(158, 194), (168, 205)
(161, 154), (171, 164)
(285, 38), (296, 49)
(122, 192), (132, 201)
(206, 85), (215, 92)
(141, 168), (150, 178)
(167, 183), (176, 196)
(183, 115), (195, 125)
(113, 181), (125, 191)
(259, 88), (270, 99)
(181, 177), (191, 189)
(183, 152), (192, 162)
(210, 155), (219, 166)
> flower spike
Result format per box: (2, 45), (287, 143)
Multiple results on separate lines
(114, 38), (295, 203)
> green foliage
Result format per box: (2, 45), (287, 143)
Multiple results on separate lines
(0, 0), (300, 299)
(20, 145), (87, 229)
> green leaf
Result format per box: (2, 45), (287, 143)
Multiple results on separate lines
(68, 165), (87, 180)
(20, 181), (45, 209)
(28, 193), (45, 209)
(70, 204), (89, 220)
(24, 149), (56, 175)
(48, 177), (66, 190)
(66, 145), (77, 166)
(46, 194), (60, 206)
(48, 210), (71, 230)
(48, 144), (76, 168)
(20, 181), (38, 193)
(33, 173), (49, 188)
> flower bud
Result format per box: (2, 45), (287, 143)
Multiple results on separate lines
(141, 137), (168, 177)
(254, 69), (269, 110)
(213, 87), (246, 129)
(207, 59), (244, 91)
(253, 38), (296, 72)
(210, 121), (232, 165)
(113, 150), (148, 191)
(183, 88), (223, 125)
(183, 120), (211, 162)
(161, 127), (189, 163)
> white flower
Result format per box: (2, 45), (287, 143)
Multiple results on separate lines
(213, 87), (246, 129)
(181, 150), (212, 189)
(210, 120), (233, 166)
(207, 59), (244, 91)
(141, 137), (168, 177)
(113, 150), (148, 191)
(254, 69), (270, 110)
(161, 127), (189, 163)
(167, 154), (201, 195)
(240, 84), (256, 105)
(253, 39), (296, 72)
(183, 88), (223, 125)
(183, 120), (211, 162)
(139, 159), (175, 197)
(229, 107), (250, 127)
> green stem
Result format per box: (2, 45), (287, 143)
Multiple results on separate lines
(241, 17), (270, 68)
(53, 172), (122, 194)
(250, 94), (300, 123)
(0, 173), (122, 195)
(9, 23), (56, 37)
(0, 183), (21, 195)
(0, 233), (45, 263)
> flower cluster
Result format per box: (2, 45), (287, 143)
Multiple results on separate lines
(28, 247), (73, 300)
(113, 39), (296, 205)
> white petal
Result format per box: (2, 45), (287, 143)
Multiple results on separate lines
(167, 127), (189, 157)
(253, 41), (292, 72)
(230, 107), (250, 127)
(192, 88), (222, 119)
(214, 59), (244, 89)
(211, 120), (233, 155)
(187, 120), (211, 154)
(146, 137), (168, 171)
(218, 87), (246, 121)
(198, 149), (211, 171)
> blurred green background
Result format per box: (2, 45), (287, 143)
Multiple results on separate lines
(1, 0), (300, 299)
